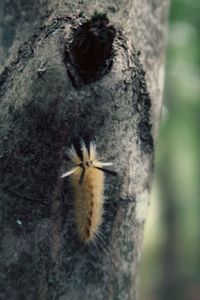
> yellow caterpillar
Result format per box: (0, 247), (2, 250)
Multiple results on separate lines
(61, 140), (115, 242)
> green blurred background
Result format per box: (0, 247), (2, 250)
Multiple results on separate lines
(139, 0), (200, 299)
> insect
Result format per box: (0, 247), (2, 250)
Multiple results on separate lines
(61, 140), (116, 243)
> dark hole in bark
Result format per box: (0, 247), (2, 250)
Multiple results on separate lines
(65, 14), (116, 87)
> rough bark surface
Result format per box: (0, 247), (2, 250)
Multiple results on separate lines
(0, 1), (169, 299)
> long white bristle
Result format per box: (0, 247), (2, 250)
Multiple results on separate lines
(89, 142), (97, 161)
(67, 145), (81, 164)
(61, 167), (79, 178)
(81, 140), (89, 161)
(93, 161), (113, 167)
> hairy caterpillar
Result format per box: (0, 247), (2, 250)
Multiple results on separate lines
(61, 140), (116, 242)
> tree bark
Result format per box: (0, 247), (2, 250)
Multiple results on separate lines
(0, 1), (169, 299)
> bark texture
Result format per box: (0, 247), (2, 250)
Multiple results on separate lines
(0, 1), (169, 299)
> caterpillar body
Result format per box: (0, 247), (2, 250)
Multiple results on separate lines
(61, 140), (116, 243)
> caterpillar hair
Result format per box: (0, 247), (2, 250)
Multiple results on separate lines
(61, 140), (116, 243)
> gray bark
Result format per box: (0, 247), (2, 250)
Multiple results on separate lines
(0, 1), (169, 299)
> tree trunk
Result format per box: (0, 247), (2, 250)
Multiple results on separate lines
(0, 1), (169, 299)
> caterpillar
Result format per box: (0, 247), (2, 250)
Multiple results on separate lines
(61, 140), (116, 243)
